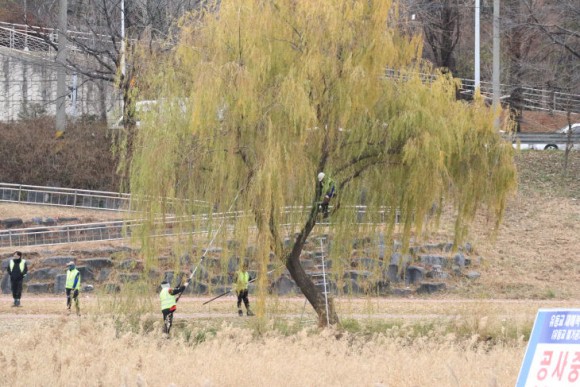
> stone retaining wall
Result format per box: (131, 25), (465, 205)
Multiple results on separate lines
(1, 236), (482, 297)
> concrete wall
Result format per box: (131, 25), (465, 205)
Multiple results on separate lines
(0, 52), (120, 122)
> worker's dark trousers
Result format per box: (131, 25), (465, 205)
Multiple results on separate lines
(237, 289), (250, 310)
(10, 278), (23, 300)
(66, 288), (79, 309)
(162, 309), (174, 334)
(320, 202), (329, 216)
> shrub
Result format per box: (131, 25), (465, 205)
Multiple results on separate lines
(0, 118), (121, 190)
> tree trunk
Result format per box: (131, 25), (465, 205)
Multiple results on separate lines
(98, 77), (107, 123)
(563, 110), (572, 175)
(284, 206), (339, 326)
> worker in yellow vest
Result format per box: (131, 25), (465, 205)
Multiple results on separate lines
(7, 251), (28, 307)
(159, 279), (188, 335)
(317, 172), (336, 219)
(234, 261), (254, 316)
(65, 261), (81, 316)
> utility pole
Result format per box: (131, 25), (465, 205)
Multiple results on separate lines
(71, 73), (77, 119)
(55, 0), (68, 138)
(23, 0), (28, 49)
(474, 0), (480, 91)
(120, 0), (126, 124)
(492, 0), (501, 128)
(121, 0), (126, 79)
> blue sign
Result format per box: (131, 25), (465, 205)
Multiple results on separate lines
(516, 308), (580, 386)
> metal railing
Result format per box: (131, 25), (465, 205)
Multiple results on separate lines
(0, 220), (127, 247)
(384, 69), (580, 114)
(0, 21), (117, 53)
(2, 21), (578, 115)
(0, 183), (131, 211)
(1, 183), (403, 222)
(0, 201), (403, 248)
(0, 182), (404, 216)
(0, 24), (55, 55)
(0, 210), (248, 248)
(0, 183), (212, 212)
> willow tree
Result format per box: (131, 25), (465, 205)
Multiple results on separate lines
(128, 0), (516, 326)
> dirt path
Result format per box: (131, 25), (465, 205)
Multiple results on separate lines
(1, 295), (576, 320)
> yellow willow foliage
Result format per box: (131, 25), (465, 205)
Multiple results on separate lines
(127, 0), (516, 285)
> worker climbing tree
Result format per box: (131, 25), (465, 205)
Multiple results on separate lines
(317, 172), (336, 219)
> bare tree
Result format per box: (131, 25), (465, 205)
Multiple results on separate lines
(402, 0), (470, 73)
(520, 0), (579, 94)
(502, 0), (542, 131)
(14, 0), (206, 126)
(501, 0), (579, 130)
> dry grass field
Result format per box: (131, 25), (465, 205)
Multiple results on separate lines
(1, 296), (563, 387)
(0, 313), (523, 387)
(0, 151), (579, 386)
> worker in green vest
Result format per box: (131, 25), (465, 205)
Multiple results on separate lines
(159, 279), (188, 335)
(65, 261), (81, 316)
(234, 261), (254, 316)
(317, 172), (336, 219)
(7, 251), (28, 307)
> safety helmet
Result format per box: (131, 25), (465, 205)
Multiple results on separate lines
(317, 172), (325, 182)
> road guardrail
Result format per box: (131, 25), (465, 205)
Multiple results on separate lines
(509, 133), (580, 144)
(506, 133), (580, 150)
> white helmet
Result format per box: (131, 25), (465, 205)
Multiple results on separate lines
(317, 172), (325, 182)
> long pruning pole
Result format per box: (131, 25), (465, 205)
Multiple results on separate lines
(175, 191), (240, 302)
(202, 265), (285, 305)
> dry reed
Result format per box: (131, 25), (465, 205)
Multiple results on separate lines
(0, 316), (524, 387)
(0, 295), (544, 387)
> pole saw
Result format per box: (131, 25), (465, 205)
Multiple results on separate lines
(202, 265), (285, 305)
(175, 191), (241, 302)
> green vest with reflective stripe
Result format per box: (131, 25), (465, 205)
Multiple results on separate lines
(160, 288), (176, 310)
(9, 259), (26, 272)
(235, 271), (250, 292)
(321, 176), (336, 197)
(66, 268), (81, 290)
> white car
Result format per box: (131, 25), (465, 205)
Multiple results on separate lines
(544, 123), (580, 150)
(511, 123), (580, 151)
(557, 123), (580, 134)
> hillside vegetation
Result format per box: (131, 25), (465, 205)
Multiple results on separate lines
(0, 119), (120, 191)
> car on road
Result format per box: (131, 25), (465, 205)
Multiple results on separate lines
(544, 123), (580, 150)
(513, 123), (580, 151)
(557, 123), (580, 134)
